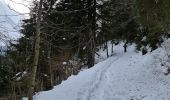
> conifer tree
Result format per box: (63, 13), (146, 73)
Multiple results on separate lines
(135, 0), (170, 51)
(28, 0), (43, 99)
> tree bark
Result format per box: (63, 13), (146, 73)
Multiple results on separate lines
(106, 42), (109, 58)
(28, 0), (43, 100)
(87, 0), (96, 68)
(48, 42), (54, 88)
(111, 41), (114, 56)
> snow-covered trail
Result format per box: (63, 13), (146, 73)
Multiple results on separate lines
(24, 43), (170, 100)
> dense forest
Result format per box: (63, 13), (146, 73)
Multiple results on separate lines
(0, 0), (170, 99)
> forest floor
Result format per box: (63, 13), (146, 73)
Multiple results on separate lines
(23, 40), (170, 100)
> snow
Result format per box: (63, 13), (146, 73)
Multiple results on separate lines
(13, 71), (28, 81)
(63, 37), (66, 40)
(4, 0), (32, 15)
(95, 41), (119, 63)
(0, 0), (22, 45)
(62, 62), (67, 65)
(24, 40), (170, 100)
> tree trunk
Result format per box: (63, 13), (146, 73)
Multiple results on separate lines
(111, 41), (114, 56)
(87, 0), (96, 68)
(106, 42), (109, 58)
(48, 42), (54, 88)
(88, 29), (95, 68)
(28, 0), (43, 100)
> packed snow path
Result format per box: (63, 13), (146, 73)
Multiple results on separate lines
(26, 43), (170, 100)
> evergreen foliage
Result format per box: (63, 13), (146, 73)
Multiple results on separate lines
(2, 0), (170, 98)
(135, 0), (170, 50)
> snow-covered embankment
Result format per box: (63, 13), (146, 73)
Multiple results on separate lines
(24, 40), (170, 100)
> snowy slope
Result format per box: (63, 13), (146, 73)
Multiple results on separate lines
(0, 0), (21, 44)
(24, 40), (170, 100)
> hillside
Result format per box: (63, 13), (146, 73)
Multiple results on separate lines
(0, 0), (21, 44)
(23, 40), (170, 100)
